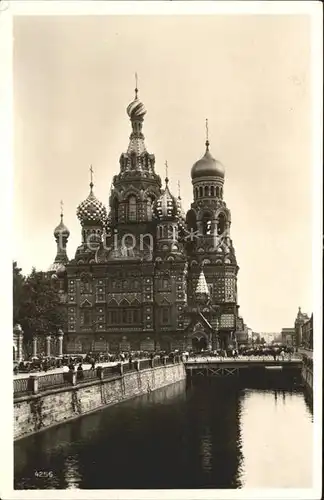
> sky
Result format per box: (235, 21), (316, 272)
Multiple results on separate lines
(13, 14), (313, 333)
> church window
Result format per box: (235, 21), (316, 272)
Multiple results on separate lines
(204, 186), (209, 197)
(128, 196), (137, 221)
(217, 213), (226, 236)
(133, 280), (139, 289)
(81, 280), (91, 294)
(122, 310), (127, 323)
(162, 278), (169, 289)
(161, 307), (170, 325)
(122, 280), (128, 289)
(82, 310), (92, 326)
(195, 188), (199, 200)
(211, 186), (215, 197)
(133, 310), (141, 323)
(216, 186), (220, 197)
(202, 213), (212, 235)
(199, 186), (203, 197)
(220, 187), (223, 198)
(147, 196), (153, 221)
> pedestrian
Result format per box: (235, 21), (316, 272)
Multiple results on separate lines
(77, 363), (84, 380)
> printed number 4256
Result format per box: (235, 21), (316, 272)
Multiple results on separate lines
(35, 470), (53, 478)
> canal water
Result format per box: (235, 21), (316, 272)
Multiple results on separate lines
(14, 377), (313, 489)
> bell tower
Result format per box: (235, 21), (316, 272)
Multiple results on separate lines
(109, 76), (162, 234)
(185, 121), (239, 350)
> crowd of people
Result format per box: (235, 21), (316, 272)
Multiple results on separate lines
(13, 349), (180, 375)
(13, 344), (296, 374)
(188, 344), (295, 361)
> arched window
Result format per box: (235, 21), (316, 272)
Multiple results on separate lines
(217, 213), (226, 236)
(216, 186), (220, 197)
(128, 196), (137, 221)
(220, 187), (223, 198)
(211, 186), (215, 197)
(202, 212), (212, 235)
(199, 186), (203, 198)
(147, 196), (153, 221)
(195, 188), (199, 200)
(204, 186), (209, 197)
(186, 209), (197, 232)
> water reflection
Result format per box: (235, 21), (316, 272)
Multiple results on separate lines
(14, 379), (312, 490)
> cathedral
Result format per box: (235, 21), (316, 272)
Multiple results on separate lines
(49, 86), (240, 354)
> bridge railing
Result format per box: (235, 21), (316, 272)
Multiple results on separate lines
(13, 355), (182, 398)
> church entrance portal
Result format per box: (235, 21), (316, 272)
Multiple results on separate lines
(192, 335), (208, 352)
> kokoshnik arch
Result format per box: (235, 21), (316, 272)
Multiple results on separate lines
(48, 84), (240, 354)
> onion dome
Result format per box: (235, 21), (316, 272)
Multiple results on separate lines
(54, 214), (70, 239)
(126, 80), (147, 121)
(154, 177), (180, 221)
(77, 179), (107, 226)
(191, 142), (225, 179)
(127, 97), (147, 121)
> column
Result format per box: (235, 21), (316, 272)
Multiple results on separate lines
(45, 335), (51, 357)
(32, 336), (37, 358)
(57, 330), (64, 357)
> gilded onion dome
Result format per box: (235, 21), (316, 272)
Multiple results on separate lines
(77, 180), (107, 226)
(154, 177), (181, 221)
(191, 142), (225, 179)
(54, 214), (70, 239)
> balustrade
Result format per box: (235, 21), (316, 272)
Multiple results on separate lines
(13, 356), (183, 398)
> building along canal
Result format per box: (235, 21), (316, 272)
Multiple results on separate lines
(14, 369), (313, 490)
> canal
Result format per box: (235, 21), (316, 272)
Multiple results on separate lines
(14, 377), (313, 489)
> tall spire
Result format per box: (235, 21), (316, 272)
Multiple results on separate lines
(205, 118), (210, 151)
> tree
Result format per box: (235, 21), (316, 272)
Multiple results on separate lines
(13, 264), (66, 343)
(13, 261), (25, 324)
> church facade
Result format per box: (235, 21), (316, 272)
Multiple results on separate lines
(49, 88), (240, 354)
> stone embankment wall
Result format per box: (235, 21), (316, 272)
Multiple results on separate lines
(14, 363), (186, 441)
(301, 354), (313, 397)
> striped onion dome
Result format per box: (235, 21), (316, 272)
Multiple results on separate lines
(77, 183), (107, 226)
(127, 96), (147, 121)
(154, 178), (180, 220)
